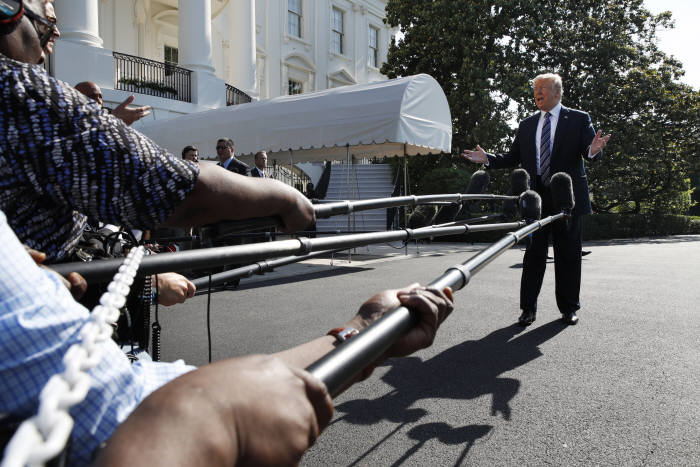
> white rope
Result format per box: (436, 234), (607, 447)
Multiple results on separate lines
(1, 247), (146, 467)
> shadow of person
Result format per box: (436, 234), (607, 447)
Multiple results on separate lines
(335, 320), (568, 464)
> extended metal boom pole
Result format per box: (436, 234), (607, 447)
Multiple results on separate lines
(306, 213), (565, 396)
(216, 193), (516, 234)
(51, 220), (525, 283)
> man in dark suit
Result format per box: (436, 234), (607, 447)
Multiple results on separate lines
(463, 73), (610, 326)
(216, 138), (249, 176)
(251, 151), (268, 178)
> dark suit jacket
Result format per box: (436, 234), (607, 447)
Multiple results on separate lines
(486, 105), (600, 216)
(250, 167), (266, 178)
(219, 157), (250, 176)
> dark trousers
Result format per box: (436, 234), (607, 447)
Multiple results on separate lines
(520, 178), (583, 314)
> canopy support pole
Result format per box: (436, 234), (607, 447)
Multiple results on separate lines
(346, 144), (352, 262)
(404, 144), (408, 256)
(289, 149), (294, 188)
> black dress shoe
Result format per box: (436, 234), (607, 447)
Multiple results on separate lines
(518, 309), (536, 326)
(562, 311), (579, 325)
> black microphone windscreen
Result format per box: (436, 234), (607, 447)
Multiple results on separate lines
(550, 172), (575, 212)
(519, 190), (542, 221)
(509, 169), (530, 195)
(503, 169), (530, 219)
(434, 203), (462, 224)
(503, 198), (518, 219)
(408, 204), (438, 229)
(466, 170), (490, 194)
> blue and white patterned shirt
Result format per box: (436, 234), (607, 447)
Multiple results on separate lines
(0, 210), (195, 465)
(0, 54), (199, 261)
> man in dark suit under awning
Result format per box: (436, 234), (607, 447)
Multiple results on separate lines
(251, 151), (269, 178)
(216, 137), (250, 176)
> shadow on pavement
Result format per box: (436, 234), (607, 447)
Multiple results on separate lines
(193, 266), (373, 295)
(335, 320), (568, 465)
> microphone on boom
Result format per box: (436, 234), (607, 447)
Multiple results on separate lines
(503, 169), (530, 219)
(549, 172), (575, 228)
(459, 170), (490, 220)
(433, 169), (490, 224)
(518, 190), (542, 224)
(407, 204), (438, 229)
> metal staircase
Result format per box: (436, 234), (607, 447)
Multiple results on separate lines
(316, 163), (394, 232)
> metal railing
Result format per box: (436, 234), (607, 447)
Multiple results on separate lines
(270, 163), (311, 195)
(113, 51), (192, 103)
(226, 83), (252, 105)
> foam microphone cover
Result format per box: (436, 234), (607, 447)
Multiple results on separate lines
(503, 169), (530, 219)
(502, 198), (518, 220)
(460, 170), (490, 219)
(466, 170), (490, 194)
(434, 203), (462, 224)
(510, 168), (530, 195)
(550, 172), (575, 213)
(519, 190), (542, 221)
(408, 204), (438, 229)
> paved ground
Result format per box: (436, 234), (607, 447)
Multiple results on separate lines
(158, 236), (700, 466)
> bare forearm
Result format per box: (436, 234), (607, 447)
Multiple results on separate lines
(274, 335), (337, 369)
(93, 376), (237, 466)
(163, 163), (303, 227)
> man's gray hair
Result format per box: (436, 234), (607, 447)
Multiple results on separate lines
(533, 73), (563, 97)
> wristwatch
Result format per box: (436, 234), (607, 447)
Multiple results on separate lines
(327, 326), (359, 345)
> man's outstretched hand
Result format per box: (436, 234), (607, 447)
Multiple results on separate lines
(112, 95), (151, 126)
(461, 145), (488, 164)
(590, 130), (611, 155)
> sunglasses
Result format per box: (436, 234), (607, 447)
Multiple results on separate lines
(216, 146), (230, 150)
(24, 6), (53, 30)
(23, 6), (56, 46)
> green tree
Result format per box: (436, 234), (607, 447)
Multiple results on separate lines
(383, 0), (699, 214)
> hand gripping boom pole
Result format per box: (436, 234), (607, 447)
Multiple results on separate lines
(308, 211), (565, 396)
(306, 182), (574, 396)
(307, 173), (576, 396)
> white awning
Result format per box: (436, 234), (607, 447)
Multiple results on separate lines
(137, 73), (451, 164)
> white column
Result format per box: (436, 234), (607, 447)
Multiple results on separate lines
(54, 0), (102, 47)
(52, 0), (113, 89)
(178, 0), (215, 73)
(178, 0), (225, 109)
(230, 0), (257, 97)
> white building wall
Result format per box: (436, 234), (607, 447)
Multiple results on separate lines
(51, 0), (396, 121)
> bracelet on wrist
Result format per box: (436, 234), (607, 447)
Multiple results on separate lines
(326, 327), (375, 380)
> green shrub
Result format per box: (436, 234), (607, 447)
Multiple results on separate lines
(417, 167), (471, 195)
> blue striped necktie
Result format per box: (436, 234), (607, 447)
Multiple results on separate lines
(540, 112), (552, 186)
